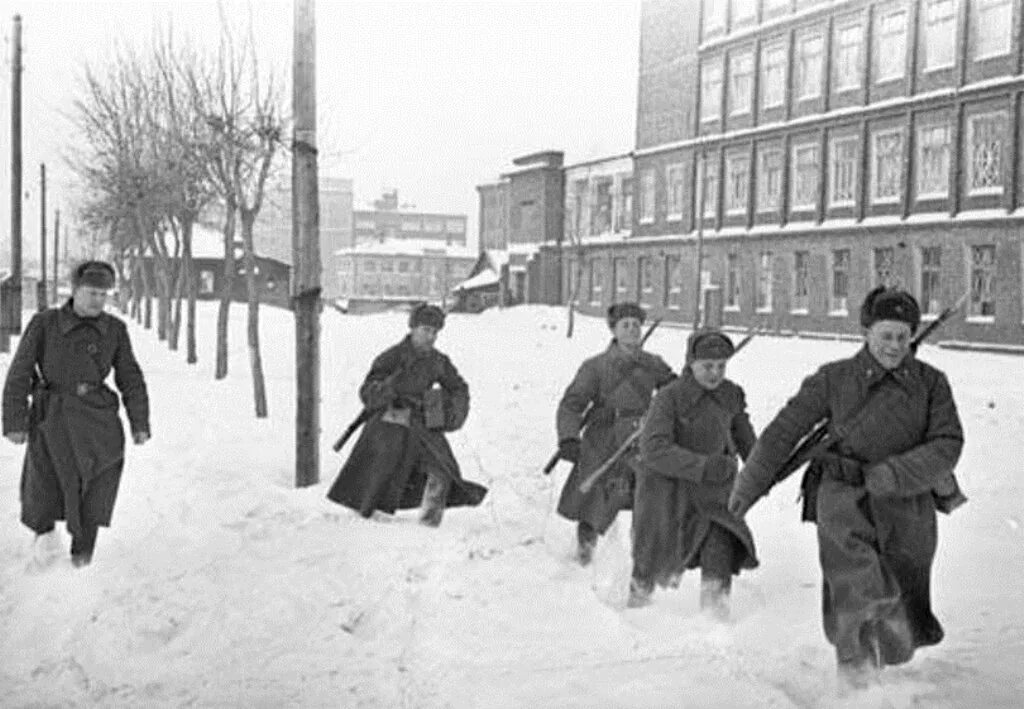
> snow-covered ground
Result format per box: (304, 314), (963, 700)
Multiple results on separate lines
(1, 302), (1021, 708)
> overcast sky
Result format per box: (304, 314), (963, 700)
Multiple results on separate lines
(0, 0), (642, 259)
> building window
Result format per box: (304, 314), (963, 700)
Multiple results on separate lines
(793, 251), (810, 312)
(589, 260), (605, 305)
(398, 260), (409, 273)
(975, 0), (1013, 59)
(725, 154), (749, 215)
(758, 147), (782, 212)
(871, 129), (904, 205)
(401, 219), (421, 232)
(639, 169), (656, 223)
(877, 9), (907, 82)
(702, 156), (719, 219)
(830, 249), (850, 313)
(423, 219), (443, 233)
(665, 255), (682, 309)
(666, 164), (686, 220)
(756, 251), (773, 312)
(614, 258), (629, 299)
(924, 0), (957, 71)
(199, 270), (215, 294)
(917, 123), (951, 199)
(732, 0), (756, 24)
(729, 51), (753, 116)
(592, 178), (613, 234)
(920, 246), (942, 315)
(968, 112), (1006, 195)
(829, 136), (859, 207)
(790, 143), (820, 211)
(364, 259), (377, 273)
(761, 41), (787, 109)
(969, 244), (996, 318)
(380, 260), (394, 273)
(445, 219), (465, 233)
(639, 257), (654, 307)
(797, 33), (824, 99)
(617, 175), (633, 231)
(726, 253), (740, 309)
(874, 247), (897, 287)
(703, 0), (727, 36)
(835, 23), (862, 91)
(701, 59), (723, 121)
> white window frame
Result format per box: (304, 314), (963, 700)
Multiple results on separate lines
(729, 51), (754, 116)
(876, 9), (907, 83)
(756, 251), (774, 313)
(792, 250), (810, 314)
(873, 246), (897, 288)
(974, 0), (1013, 60)
(758, 147), (782, 212)
(790, 142), (820, 212)
(638, 257), (654, 307)
(829, 249), (850, 315)
(732, 0), (757, 24)
(666, 163), (686, 221)
(835, 22), (862, 92)
(703, 158), (720, 220)
(967, 111), (1007, 197)
(701, 59), (724, 122)
(665, 255), (683, 310)
(871, 128), (904, 205)
(797, 33), (825, 100)
(924, 0), (957, 71)
(918, 245), (943, 316)
(725, 153), (750, 216)
(703, 0), (727, 36)
(639, 169), (656, 224)
(589, 260), (605, 306)
(829, 136), (859, 208)
(916, 122), (952, 199)
(967, 243), (997, 322)
(726, 253), (741, 311)
(761, 41), (787, 110)
(614, 257), (630, 299)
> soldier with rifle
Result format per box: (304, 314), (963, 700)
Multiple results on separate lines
(728, 286), (966, 692)
(552, 302), (675, 566)
(326, 303), (486, 526)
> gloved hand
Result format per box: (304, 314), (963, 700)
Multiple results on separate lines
(728, 488), (756, 519)
(558, 437), (581, 464)
(865, 462), (899, 497)
(364, 381), (397, 410)
(703, 453), (738, 485)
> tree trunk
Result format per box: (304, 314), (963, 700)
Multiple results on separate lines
(183, 220), (198, 365)
(139, 255), (154, 330)
(566, 249), (585, 338)
(215, 201), (237, 380)
(240, 208), (267, 418)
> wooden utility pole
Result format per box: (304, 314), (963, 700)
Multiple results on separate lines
(1, 14), (23, 352)
(37, 163), (46, 311)
(52, 208), (60, 303)
(292, 0), (321, 487)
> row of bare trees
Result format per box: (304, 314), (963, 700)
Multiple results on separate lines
(68, 20), (285, 417)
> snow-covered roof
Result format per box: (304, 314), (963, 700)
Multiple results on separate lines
(451, 267), (499, 292)
(335, 238), (476, 259)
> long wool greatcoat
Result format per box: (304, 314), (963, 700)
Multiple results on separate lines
(2, 301), (150, 537)
(634, 371), (759, 585)
(556, 343), (675, 534)
(326, 336), (486, 516)
(732, 346), (964, 666)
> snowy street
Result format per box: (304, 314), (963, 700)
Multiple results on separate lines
(1, 303), (1022, 708)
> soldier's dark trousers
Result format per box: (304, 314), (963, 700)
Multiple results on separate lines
(70, 524), (98, 566)
(699, 523), (737, 616)
(419, 469), (450, 527)
(577, 521), (598, 565)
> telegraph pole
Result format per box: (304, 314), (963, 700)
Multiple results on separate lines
(37, 163), (47, 311)
(53, 208), (60, 303)
(1, 14), (23, 352)
(292, 0), (321, 487)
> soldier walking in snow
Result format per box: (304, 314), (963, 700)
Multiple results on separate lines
(327, 303), (486, 526)
(2, 261), (150, 568)
(630, 329), (758, 613)
(553, 302), (675, 565)
(728, 287), (965, 690)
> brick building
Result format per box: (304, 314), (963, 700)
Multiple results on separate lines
(546, 0), (1024, 347)
(352, 190), (467, 249)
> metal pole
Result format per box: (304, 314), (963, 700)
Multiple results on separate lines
(2, 14), (24, 351)
(292, 0), (321, 487)
(53, 208), (60, 303)
(37, 163), (47, 311)
(693, 148), (706, 329)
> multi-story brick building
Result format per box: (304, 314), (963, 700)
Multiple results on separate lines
(352, 190), (467, 249)
(334, 239), (476, 313)
(549, 0), (1024, 347)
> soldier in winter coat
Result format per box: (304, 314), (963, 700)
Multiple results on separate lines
(554, 302), (675, 565)
(728, 287), (964, 690)
(630, 330), (758, 613)
(2, 261), (150, 567)
(327, 304), (486, 526)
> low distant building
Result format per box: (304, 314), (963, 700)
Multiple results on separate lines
(353, 190), (468, 248)
(335, 239), (476, 314)
(450, 250), (509, 313)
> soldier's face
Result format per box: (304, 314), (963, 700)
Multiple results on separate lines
(410, 325), (439, 351)
(866, 320), (913, 370)
(689, 358), (728, 390)
(72, 286), (109, 318)
(613, 317), (643, 347)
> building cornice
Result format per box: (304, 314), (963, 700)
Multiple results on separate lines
(634, 74), (1024, 159)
